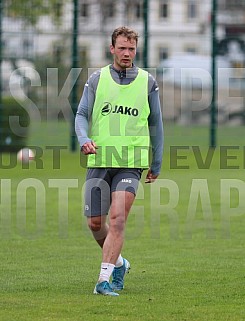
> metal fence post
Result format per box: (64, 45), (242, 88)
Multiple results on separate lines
(0, 0), (2, 141)
(143, 0), (148, 69)
(210, 0), (217, 148)
(70, 0), (79, 152)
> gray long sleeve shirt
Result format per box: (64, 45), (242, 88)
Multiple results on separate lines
(75, 64), (164, 175)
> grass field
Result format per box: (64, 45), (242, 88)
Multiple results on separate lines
(0, 121), (245, 321)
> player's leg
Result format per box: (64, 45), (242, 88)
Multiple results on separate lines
(96, 169), (142, 294)
(94, 190), (134, 296)
(102, 190), (135, 264)
(109, 169), (143, 290)
(84, 169), (120, 296)
(87, 215), (108, 248)
(84, 168), (111, 246)
(91, 168), (142, 295)
(100, 168), (142, 266)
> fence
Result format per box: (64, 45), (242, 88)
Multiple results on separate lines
(0, 0), (245, 151)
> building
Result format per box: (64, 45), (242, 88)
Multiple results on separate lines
(4, 1), (245, 68)
(2, 0), (244, 124)
(76, 0), (212, 67)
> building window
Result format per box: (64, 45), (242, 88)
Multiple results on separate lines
(80, 2), (89, 18)
(223, 0), (245, 9)
(53, 1), (62, 19)
(184, 46), (197, 54)
(134, 2), (143, 19)
(2, 39), (6, 57)
(160, 0), (169, 19)
(23, 39), (32, 59)
(159, 47), (169, 61)
(187, 0), (197, 20)
(103, 1), (115, 18)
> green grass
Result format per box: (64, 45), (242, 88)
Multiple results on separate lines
(0, 121), (245, 321)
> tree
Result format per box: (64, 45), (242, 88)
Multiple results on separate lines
(5, 0), (64, 25)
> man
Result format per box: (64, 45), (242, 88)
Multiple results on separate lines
(75, 26), (163, 296)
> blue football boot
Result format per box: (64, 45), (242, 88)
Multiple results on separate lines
(111, 258), (130, 291)
(93, 281), (119, 296)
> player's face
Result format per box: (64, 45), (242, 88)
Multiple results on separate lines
(110, 35), (137, 70)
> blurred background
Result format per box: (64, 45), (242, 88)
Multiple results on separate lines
(0, 0), (245, 152)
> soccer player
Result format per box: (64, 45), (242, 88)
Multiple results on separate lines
(75, 26), (163, 296)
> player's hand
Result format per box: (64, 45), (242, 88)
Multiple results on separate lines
(81, 141), (98, 155)
(145, 169), (158, 183)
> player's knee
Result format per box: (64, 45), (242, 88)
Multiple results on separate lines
(110, 215), (125, 233)
(87, 217), (103, 232)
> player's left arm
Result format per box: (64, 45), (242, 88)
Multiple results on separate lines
(146, 77), (164, 182)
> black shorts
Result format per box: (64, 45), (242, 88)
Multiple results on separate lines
(84, 168), (143, 217)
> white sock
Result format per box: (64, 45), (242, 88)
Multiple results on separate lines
(115, 254), (124, 268)
(98, 263), (115, 283)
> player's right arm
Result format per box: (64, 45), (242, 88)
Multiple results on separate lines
(75, 70), (100, 154)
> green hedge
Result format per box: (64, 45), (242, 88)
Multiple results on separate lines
(0, 97), (30, 152)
